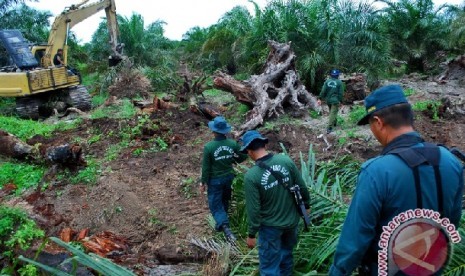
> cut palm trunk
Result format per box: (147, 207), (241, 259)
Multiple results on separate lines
(0, 130), (85, 166)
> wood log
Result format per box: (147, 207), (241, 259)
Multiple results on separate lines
(213, 72), (255, 106)
(213, 40), (319, 133)
(0, 130), (34, 158)
(0, 129), (86, 166)
(60, 227), (75, 242)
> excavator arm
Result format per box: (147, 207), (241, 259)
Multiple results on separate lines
(42, 0), (123, 67)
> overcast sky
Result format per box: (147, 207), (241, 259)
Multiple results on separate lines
(28, 0), (463, 44)
(28, 0), (269, 43)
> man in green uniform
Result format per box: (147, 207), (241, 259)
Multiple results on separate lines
(240, 130), (310, 276)
(318, 69), (344, 133)
(201, 116), (247, 241)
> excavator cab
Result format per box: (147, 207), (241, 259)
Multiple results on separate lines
(0, 0), (125, 119)
(0, 30), (39, 70)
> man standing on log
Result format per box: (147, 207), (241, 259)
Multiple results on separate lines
(240, 130), (310, 276)
(329, 85), (463, 275)
(200, 116), (247, 242)
(318, 69), (344, 134)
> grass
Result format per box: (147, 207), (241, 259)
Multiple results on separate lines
(347, 105), (366, 125)
(262, 114), (300, 131)
(412, 99), (441, 121)
(69, 158), (101, 184)
(0, 116), (56, 140)
(0, 162), (45, 195)
(0, 206), (45, 274)
(91, 98), (137, 119)
(0, 98), (15, 115)
(91, 93), (109, 108)
(105, 144), (123, 161)
(0, 115), (82, 140)
(404, 88), (415, 97)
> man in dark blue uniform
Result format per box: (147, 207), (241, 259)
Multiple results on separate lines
(330, 85), (463, 275)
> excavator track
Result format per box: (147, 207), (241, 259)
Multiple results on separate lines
(69, 86), (91, 111)
(16, 97), (42, 120)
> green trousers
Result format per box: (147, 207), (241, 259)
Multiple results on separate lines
(328, 104), (339, 128)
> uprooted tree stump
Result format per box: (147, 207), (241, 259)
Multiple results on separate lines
(177, 61), (208, 102)
(108, 60), (152, 99)
(214, 40), (318, 133)
(341, 73), (369, 104)
(437, 54), (465, 85)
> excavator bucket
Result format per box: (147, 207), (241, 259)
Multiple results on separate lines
(108, 56), (122, 67)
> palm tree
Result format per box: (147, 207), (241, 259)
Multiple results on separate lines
(0, 2), (50, 43)
(335, 0), (391, 83)
(449, 7), (465, 52)
(201, 6), (253, 74)
(0, 0), (32, 13)
(377, 0), (450, 72)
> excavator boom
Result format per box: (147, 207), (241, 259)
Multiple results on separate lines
(42, 0), (123, 67)
(0, 0), (124, 119)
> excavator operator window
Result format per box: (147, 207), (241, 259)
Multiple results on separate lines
(34, 49), (45, 65)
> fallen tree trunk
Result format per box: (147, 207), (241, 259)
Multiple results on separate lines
(0, 130), (34, 158)
(0, 130), (85, 166)
(213, 40), (319, 133)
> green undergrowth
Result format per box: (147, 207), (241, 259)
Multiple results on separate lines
(57, 158), (103, 185)
(0, 115), (81, 140)
(90, 98), (137, 119)
(0, 98), (15, 112)
(0, 162), (45, 195)
(412, 99), (441, 121)
(0, 206), (45, 275)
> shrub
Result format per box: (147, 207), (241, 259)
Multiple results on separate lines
(0, 206), (45, 274)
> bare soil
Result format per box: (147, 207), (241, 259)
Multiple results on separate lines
(2, 76), (465, 275)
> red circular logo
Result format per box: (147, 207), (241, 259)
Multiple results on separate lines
(391, 220), (449, 276)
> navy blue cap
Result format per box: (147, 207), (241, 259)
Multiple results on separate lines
(240, 130), (268, 152)
(357, 84), (409, 125)
(208, 116), (231, 134)
(330, 69), (340, 77)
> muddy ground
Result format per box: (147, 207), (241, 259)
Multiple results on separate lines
(2, 76), (465, 275)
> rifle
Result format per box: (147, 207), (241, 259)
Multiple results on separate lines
(289, 184), (311, 231)
(257, 161), (311, 232)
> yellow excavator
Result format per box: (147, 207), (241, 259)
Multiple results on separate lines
(0, 0), (124, 119)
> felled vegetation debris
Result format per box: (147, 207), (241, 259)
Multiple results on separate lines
(133, 96), (179, 114)
(0, 183), (17, 198)
(83, 231), (129, 257)
(58, 228), (129, 257)
(190, 102), (224, 120)
(108, 63), (152, 99)
(438, 54), (465, 84)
